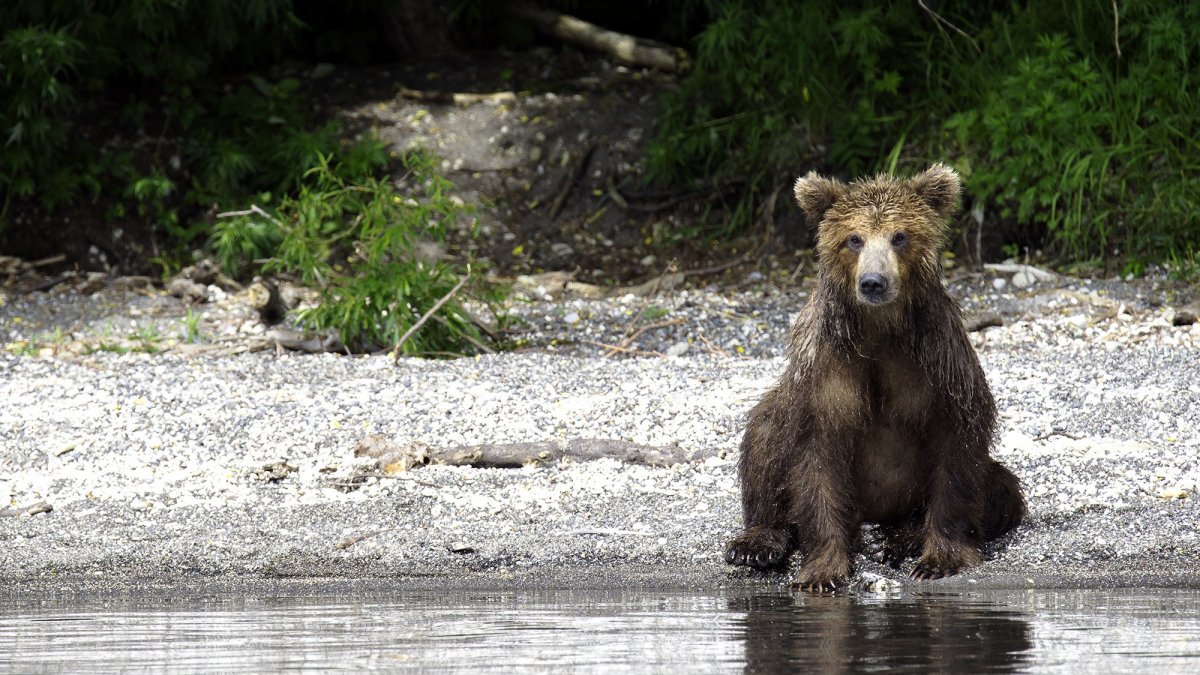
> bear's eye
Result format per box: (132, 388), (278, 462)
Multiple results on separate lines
(847, 235), (864, 251)
(891, 231), (908, 247)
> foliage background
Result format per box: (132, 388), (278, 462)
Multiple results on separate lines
(2, 0), (1197, 293)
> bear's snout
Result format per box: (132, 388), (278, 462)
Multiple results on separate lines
(858, 273), (889, 300)
(855, 239), (899, 306)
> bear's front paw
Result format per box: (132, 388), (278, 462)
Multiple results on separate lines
(792, 547), (850, 593)
(725, 529), (791, 570)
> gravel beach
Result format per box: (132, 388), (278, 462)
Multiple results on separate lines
(2, 275), (1199, 592)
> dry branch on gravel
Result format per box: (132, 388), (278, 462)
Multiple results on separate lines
(396, 86), (517, 106)
(354, 435), (720, 470)
(964, 312), (1004, 332)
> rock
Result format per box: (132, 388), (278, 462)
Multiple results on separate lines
(447, 541), (476, 554)
(1169, 304), (1199, 326)
(562, 311), (581, 324)
(666, 342), (689, 357)
(550, 242), (574, 258)
(992, 277), (1007, 291)
(254, 461), (298, 483)
(112, 276), (153, 292)
(640, 255), (657, 267)
(856, 571), (903, 593)
(1012, 270), (1034, 289)
(167, 278), (207, 303)
(76, 272), (108, 295)
(309, 62), (335, 79)
(529, 146), (543, 163)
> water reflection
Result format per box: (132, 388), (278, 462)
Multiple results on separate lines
(734, 593), (1031, 673)
(1, 586), (1198, 672)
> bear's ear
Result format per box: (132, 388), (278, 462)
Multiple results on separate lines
(793, 172), (846, 225)
(908, 163), (962, 219)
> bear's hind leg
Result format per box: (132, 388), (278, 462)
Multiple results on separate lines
(982, 459), (1026, 541)
(726, 403), (795, 571)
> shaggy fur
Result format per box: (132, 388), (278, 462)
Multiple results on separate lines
(725, 164), (1025, 590)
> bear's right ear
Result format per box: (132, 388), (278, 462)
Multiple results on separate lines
(793, 172), (846, 225)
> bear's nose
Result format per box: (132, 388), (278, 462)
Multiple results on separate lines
(859, 273), (888, 297)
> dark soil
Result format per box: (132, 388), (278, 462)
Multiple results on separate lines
(317, 48), (786, 285)
(0, 48), (792, 286)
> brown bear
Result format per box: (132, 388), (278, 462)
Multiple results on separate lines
(725, 164), (1025, 591)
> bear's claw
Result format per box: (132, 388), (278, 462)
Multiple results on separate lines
(910, 562), (958, 581)
(725, 533), (789, 570)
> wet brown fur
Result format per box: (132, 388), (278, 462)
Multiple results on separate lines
(725, 164), (1025, 589)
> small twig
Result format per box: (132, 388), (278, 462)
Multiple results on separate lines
(619, 180), (745, 213)
(549, 142), (596, 219)
(431, 314), (495, 354)
(29, 254), (67, 268)
(697, 333), (731, 358)
(564, 528), (653, 537)
(605, 175), (628, 209)
(613, 317), (686, 355)
(580, 339), (664, 358)
(21, 274), (75, 294)
(917, 0), (980, 53)
(682, 253), (751, 279)
(1111, 0), (1121, 58)
(396, 85), (517, 106)
(216, 204), (284, 228)
(790, 258), (807, 284)
(626, 260), (678, 327)
(1033, 431), (1084, 442)
(393, 273), (471, 363)
(334, 528), (396, 550)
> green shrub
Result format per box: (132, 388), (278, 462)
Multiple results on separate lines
(217, 149), (499, 355)
(0, 0), (338, 250)
(652, 1), (1200, 270)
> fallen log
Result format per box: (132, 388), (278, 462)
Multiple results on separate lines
(354, 435), (721, 470)
(247, 277), (289, 325)
(964, 312), (1004, 332)
(510, 1), (689, 72)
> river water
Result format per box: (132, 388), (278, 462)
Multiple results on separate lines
(3, 586), (1199, 672)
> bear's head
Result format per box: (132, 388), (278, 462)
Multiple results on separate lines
(794, 164), (961, 308)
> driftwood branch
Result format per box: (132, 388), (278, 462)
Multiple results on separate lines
(514, 255), (748, 301)
(0, 501), (52, 517)
(510, 1), (688, 72)
(964, 312), (1003, 332)
(354, 435), (721, 470)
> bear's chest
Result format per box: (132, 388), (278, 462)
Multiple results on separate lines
(854, 357), (931, 521)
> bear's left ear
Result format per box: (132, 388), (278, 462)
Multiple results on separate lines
(908, 163), (962, 219)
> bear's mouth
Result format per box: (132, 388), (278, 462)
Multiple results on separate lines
(856, 289), (899, 307)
